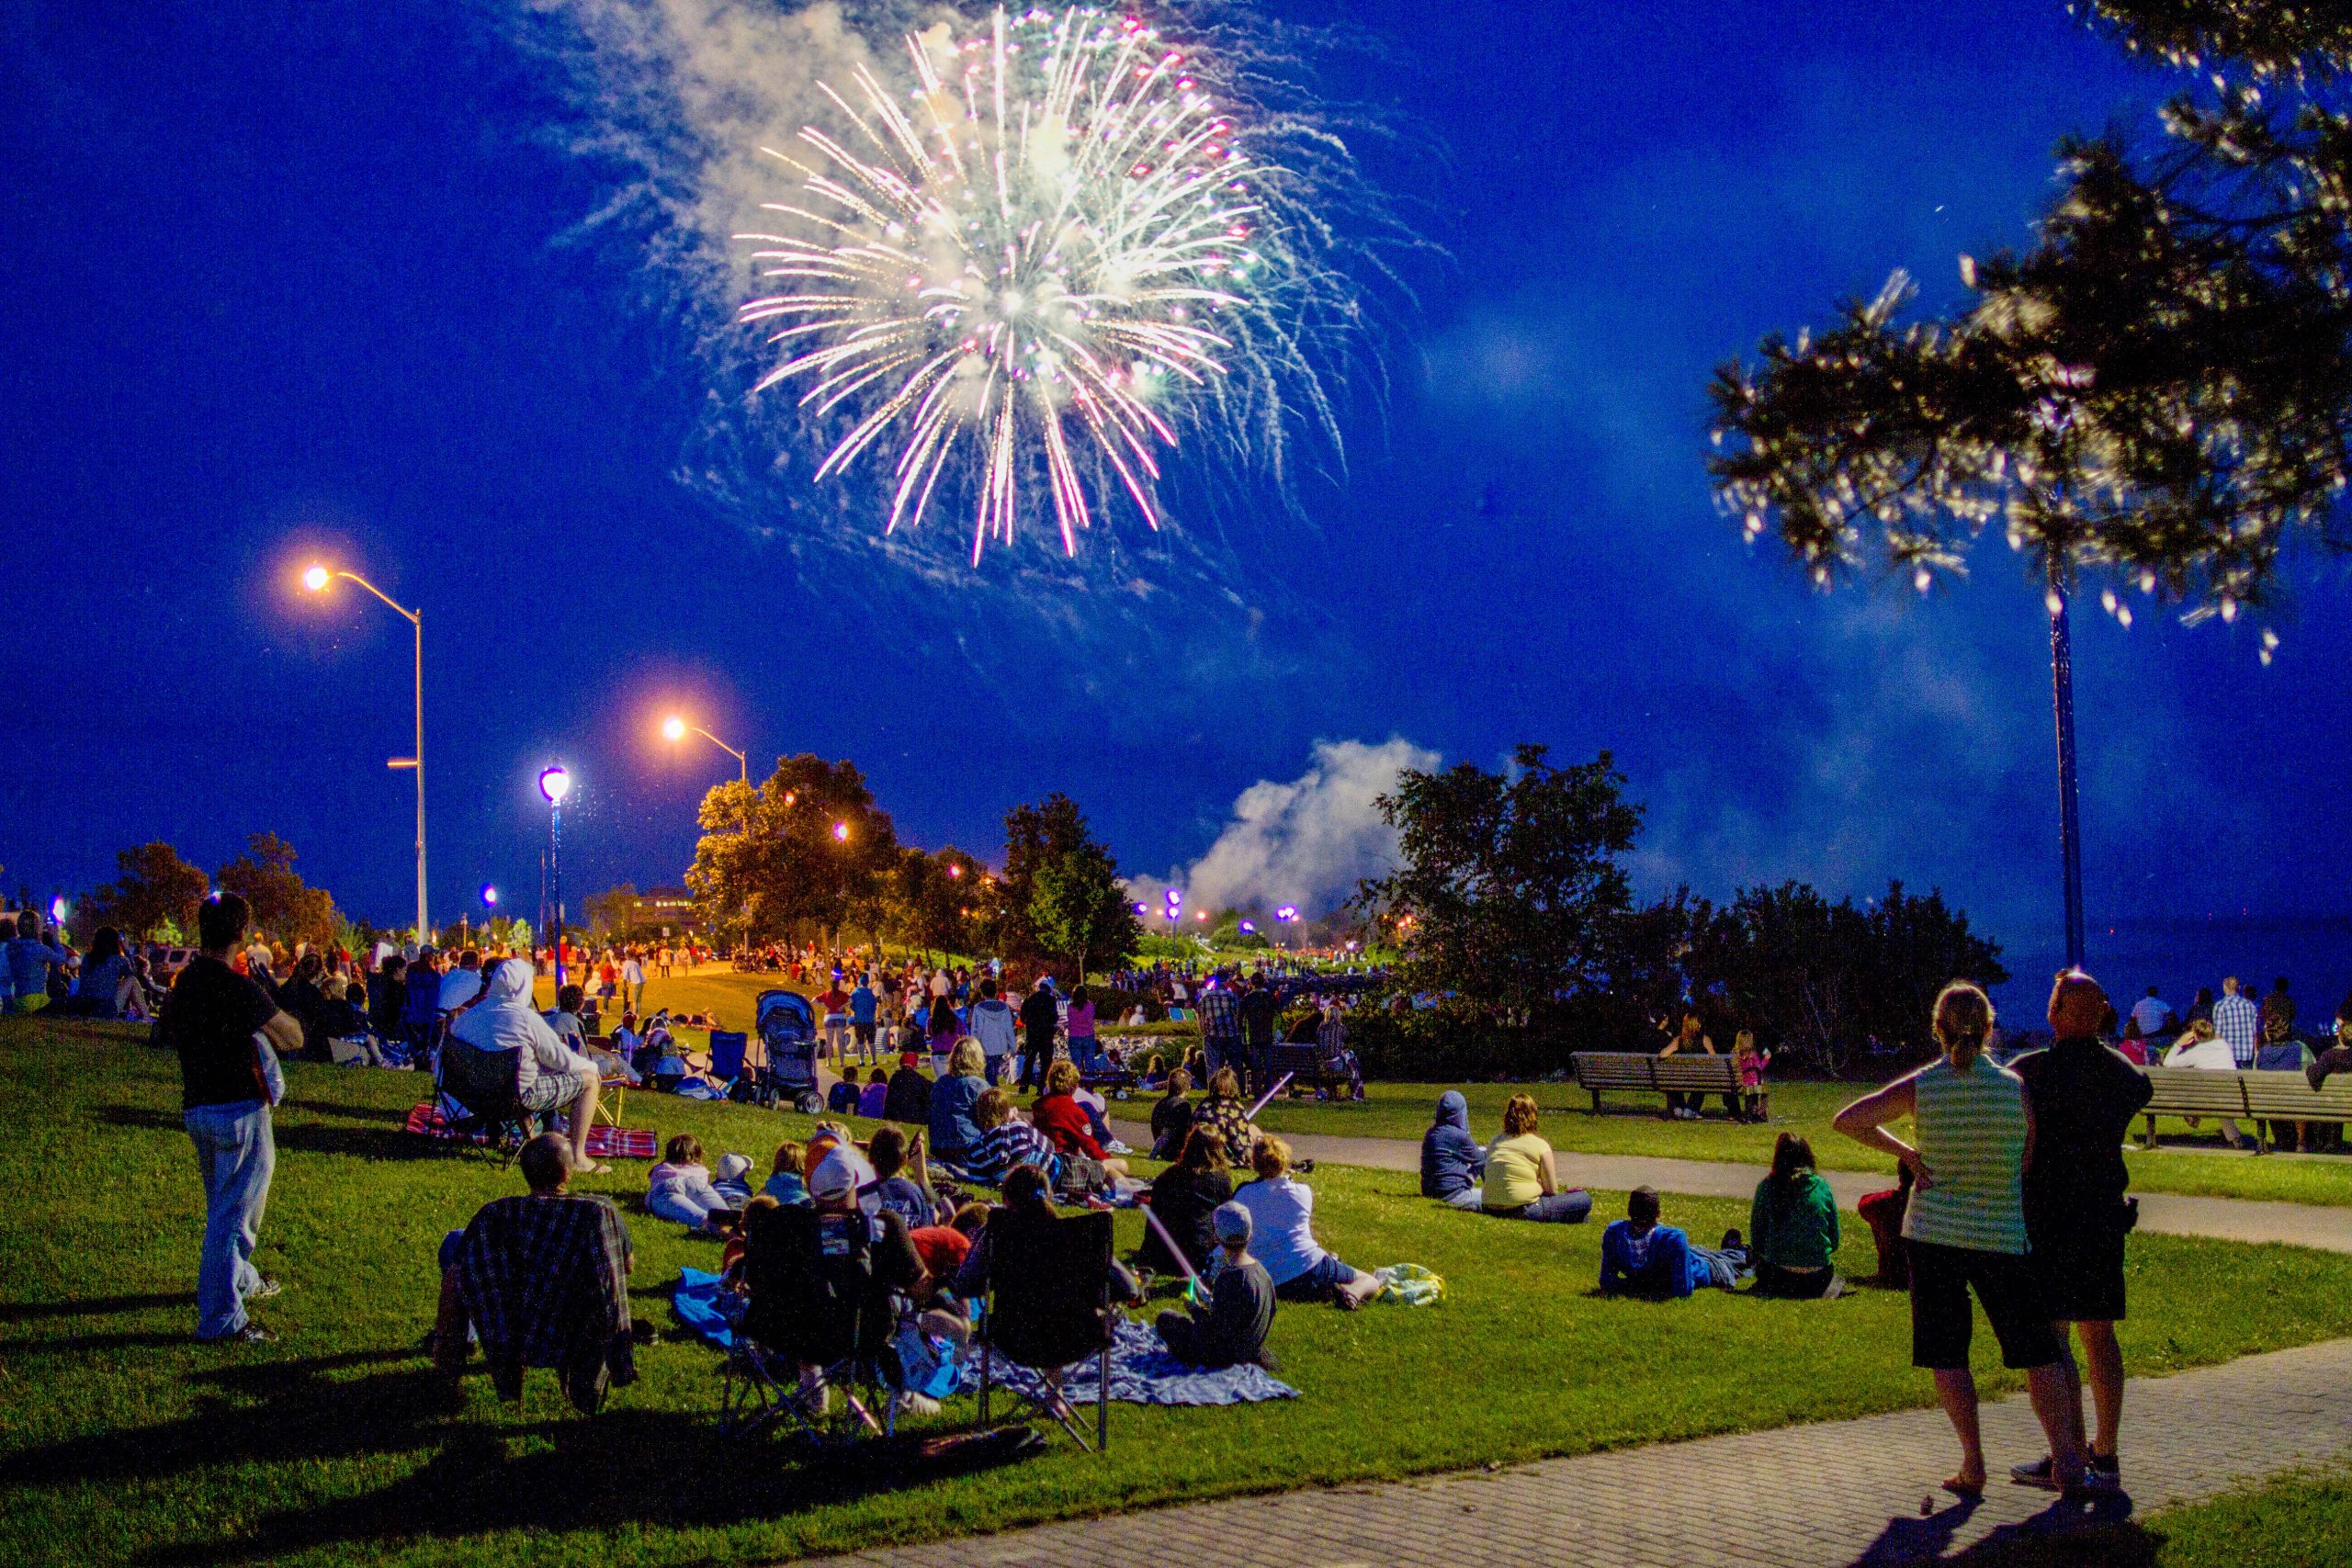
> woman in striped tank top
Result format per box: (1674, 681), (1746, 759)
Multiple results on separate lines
(1835, 981), (2086, 1499)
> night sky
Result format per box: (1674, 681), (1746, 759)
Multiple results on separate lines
(6, 0), (2347, 963)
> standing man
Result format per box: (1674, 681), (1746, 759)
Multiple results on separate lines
(849, 972), (879, 1068)
(2011, 970), (2153, 1493)
(620, 948), (646, 1018)
(969, 977), (1018, 1086)
(1017, 979), (1061, 1093)
(1238, 971), (1280, 1099)
(159, 893), (303, 1344)
(2212, 976), (2260, 1068)
(1197, 978), (1243, 1085)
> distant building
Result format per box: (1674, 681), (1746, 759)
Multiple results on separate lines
(628, 886), (697, 936)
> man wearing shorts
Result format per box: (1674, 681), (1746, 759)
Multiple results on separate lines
(2012, 971), (2152, 1492)
(849, 973), (879, 1065)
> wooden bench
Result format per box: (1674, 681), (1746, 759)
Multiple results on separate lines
(1569, 1051), (1741, 1114)
(2140, 1066), (2352, 1153)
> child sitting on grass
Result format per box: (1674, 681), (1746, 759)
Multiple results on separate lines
(647, 1134), (733, 1235)
(762, 1139), (809, 1205)
(856, 1066), (889, 1119)
(1734, 1031), (1771, 1123)
(1155, 1201), (1276, 1370)
(867, 1126), (939, 1231)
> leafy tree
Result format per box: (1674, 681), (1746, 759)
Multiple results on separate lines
(216, 832), (340, 950)
(81, 841), (209, 942)
(584, 882), (641, 941)
(989, 795), (1096, 963)
(684, 756), (899, 946)
(884, 845), (987, 960)
(1357, 746), (1644, 1021)
(1029, 838), (1143, 982)
(1711, 1), (2352, 624)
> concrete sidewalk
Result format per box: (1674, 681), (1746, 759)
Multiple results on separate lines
(1111, 1120), (2352, 1254)
(813, 1336), (2352, 1567)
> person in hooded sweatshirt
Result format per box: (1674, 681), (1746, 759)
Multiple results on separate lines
(450, 957), (606, 1173)
(1420, 1090), (1487, 1210)
(967, 977), (1019, 1084)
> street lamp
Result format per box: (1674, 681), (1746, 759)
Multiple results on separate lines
(661, 715), (747, 784)
(1163, 887), (1182, 943)
(304, 561), (427, 942)
(831, 820), (851, 843)
(538, 765), (571, 986)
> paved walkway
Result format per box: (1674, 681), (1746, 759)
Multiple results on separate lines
(814, 1336), (2352, 1567)
(1110, 1122), (2352, 1254)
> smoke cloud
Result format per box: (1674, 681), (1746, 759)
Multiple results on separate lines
(1129, 737), (1440, 917)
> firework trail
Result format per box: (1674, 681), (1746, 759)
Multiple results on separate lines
(738, 5), (1340, 564)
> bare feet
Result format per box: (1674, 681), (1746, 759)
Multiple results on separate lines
(572, 1158), (610, 1176)
(1942, 1472), (1985, 1499)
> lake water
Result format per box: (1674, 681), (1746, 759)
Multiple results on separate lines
(1990, 914), (2352, 1030)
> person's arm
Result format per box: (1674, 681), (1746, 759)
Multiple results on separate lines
(1832, 1072), (1931, 1186)
(1656, 1227), (1696, 1299)
(258, 1009), (303, 1058)
(1820, 1181), (1841, 1254)
(2018, 1081), (2037, 1176)
(1599, 1224), (1630, 1292)
(1536, 1145), (1559, 1198)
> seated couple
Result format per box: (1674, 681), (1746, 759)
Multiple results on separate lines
(1419, 1091), (1592, 1223)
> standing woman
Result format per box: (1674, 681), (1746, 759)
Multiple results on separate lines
(1834, 980), (2086, 1498)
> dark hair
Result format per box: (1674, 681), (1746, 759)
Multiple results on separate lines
(381, 953), (407, 977)
(2275, 976), (2291, 993)
(868, 1125), (906, 1179)
(1627, 1186), (1661, 1224)
(1768, 1133), (1815, 1195)
(950, 1201), (989, 1235)
(557, 984), (583, 1013)
(88, 927), (123, 965)
(198, 893), (250, 953)
(0, 915), (14, 941)
(869, 1066), (888, 1085)
(1165, 1067), (1193, 1096)
(664, 1133), (703, 1167)
(294, 952), (323, 983)
(980, 977), (1000, 998)
(1001, 1163), (1053, 1213)
(1178, 1125), (1229, 1172)
(518, 1133), (573, 1193)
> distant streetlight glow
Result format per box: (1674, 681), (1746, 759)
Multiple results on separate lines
(538, 765), (572, 804)
(661, 715), (746, 783)
(662, 716), (685, 741)
(831, 820), (851, 843)
(481, 884), (498, 908)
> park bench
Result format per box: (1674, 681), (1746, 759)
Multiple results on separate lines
(1569, 1051), (1741, 1114)
(1266, 1017), (1358, 1100)
(2140, 1065), (2352, 1153)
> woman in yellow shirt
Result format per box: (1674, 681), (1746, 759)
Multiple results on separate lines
(1480, 1094), (1592, 1223)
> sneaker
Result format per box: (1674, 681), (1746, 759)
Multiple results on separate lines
(889, 1391), (942, 1419)
(2010, 1456), (2056, 1490)
(244, 1277), (283, 1303)
(200, 1324), (277, 1345)
(2088, 1454), (2121, 1490)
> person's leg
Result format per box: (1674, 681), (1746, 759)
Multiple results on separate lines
(2076, 1318), (2126, 1461)
(2024, 1361), (2088, 1485)
(570, 1076), (605, 1171)
(188, 1104), (273, 1337)
(1932, 1369), (1987, 1493)
(1329, 1258), (1380, 1309)
(1524, 1190), (1591, 1224)
(1155, 1309), (1203, 1364)
(1444, 1187), (1485, 1211)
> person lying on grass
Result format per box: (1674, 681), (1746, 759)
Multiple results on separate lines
(647, 1134), (739, 1235)
(1598, 1187), (1744, 1300)
(1156, 1201), (1277, 1371)
(1232, 1136), (1381, 1310)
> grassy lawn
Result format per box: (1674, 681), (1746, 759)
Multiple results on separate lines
(6, 1019), (2352, 1566)
(1961, 1470), (2352, 1567)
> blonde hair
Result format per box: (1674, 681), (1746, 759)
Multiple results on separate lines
(1501, 1093), (1540, 1137)
(1045, 1059), (1080, 1096)
(1931, 981), (1995, 1069)
(1208, 1066), (1241, 1100)
(773, 1139), (806, 1179)
(1733, 1029), (1757, 1055)
(973, 1087), (1012, 1130)
(947, 1036), (985, 1077)
(1250, 1134), (1291, 1179)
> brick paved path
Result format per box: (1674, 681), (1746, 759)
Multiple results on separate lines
(1108, 1121), (2352, 1254)
(811, 1336), (2352, 1567)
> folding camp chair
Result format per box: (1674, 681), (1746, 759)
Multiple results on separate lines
(433, 1039), (537, 1166)
(707, 1029), (777, 1108)
(722, 1204), (888, 1445)
(976, 1208), (1116, 1452)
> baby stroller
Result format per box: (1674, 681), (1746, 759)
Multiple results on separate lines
(758, 989), (824, 1114)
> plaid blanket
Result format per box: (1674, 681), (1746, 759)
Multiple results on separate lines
(455, 1194), (636, 1412)
(406, 1104), (654, 1160)
(405, 1102), (486, 1143)
(964, 1317), (1296, 1407)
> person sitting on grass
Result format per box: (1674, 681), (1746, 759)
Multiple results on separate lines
(647, 1134), (735, 1235)
(1193, 1066), (1261, 1168)
(1156, 1201), (1277, 1370)
(1480, 1093), (1591, 1223)
(1599, 1187), (1742, 1300)
(1232, 1136), (1381, 1309)
(763, 1140), (809, 1206)
(963, 1087), (1060, 1186)
(1030, 1060), (1131, 1179)
(1420, 1090), (1487, 1210)
(856, 1066), (890, 1120)
(1142, 1126), (1235, 1277)
(882, 1050), (933, 1124)
(1150, 1067), (1197, 1160)
(868, 1126), (941, 1231)
(1747, 1134), (1842, 1298)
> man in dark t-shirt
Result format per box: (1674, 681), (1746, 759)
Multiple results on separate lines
(1238, 974), (1281, 1099)
(158, 893), (302, 1343)
(2011, 971), (2152, 1492)
(1016, 983), (1059, 1093)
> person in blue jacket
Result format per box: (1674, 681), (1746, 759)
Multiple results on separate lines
(1600, 1187), (1743, 1299)
(1419, 1090), (1487, 1210)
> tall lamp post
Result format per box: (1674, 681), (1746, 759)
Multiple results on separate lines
(662, 715), (747, 784)
(538, 765), (571, 987)
(303, 563), (427, 942)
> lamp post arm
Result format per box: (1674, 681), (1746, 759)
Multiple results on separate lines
(692, 727), (748, 784)
(334, 570), (420, 626)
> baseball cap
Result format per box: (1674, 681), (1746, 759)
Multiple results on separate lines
(1211, 1201), (1253, 1244)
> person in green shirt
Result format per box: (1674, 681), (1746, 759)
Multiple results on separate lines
(1747, 1134), (1842, 1298)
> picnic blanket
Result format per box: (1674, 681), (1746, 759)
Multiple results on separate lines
(671, 1266), (742, 1348)
(961, 1317), (1297, 1407)
(404, 1103), (656, 1160)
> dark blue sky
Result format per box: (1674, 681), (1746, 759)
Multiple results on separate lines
(6, 0), (2346, 962)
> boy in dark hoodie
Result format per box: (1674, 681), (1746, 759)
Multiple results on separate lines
(1420, 1090), (1487, 1210)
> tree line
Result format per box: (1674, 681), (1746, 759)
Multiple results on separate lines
(74, 834), (343, 952)
(678, 757), (1142, 982)
(1354, 745), (2007, 1077)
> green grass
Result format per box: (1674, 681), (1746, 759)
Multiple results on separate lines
(1958, 1469), (2352, 1567)
(6, 1019), (2352, 1565)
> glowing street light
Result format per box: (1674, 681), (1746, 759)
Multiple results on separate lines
(481, 884), (498, 908)
(831, 820), (851, 843)
(538, 765), (571, 985)
(303, 560), (428, 941)
(661, 714), (747, 784)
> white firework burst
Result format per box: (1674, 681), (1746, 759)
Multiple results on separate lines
(738, 5), (1326, 563)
